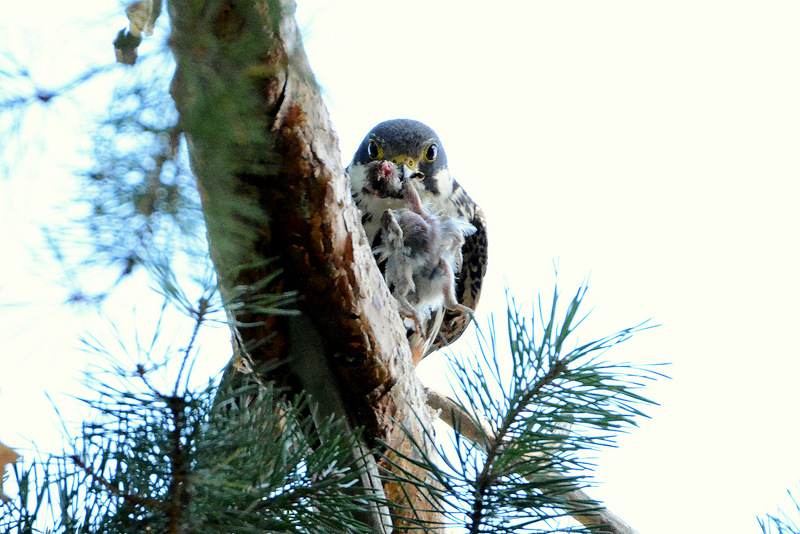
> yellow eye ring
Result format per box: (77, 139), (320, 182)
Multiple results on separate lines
(423, 143), (438, 162)
(367, 140), (383, 160)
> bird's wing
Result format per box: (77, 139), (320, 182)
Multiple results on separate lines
(427, 202), (488, 356)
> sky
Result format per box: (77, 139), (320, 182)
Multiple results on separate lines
(2, 1), (800, 533)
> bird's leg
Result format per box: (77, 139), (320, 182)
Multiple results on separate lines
(387, 250), (423, 331)
(393, 287), (424, 333)
(374, 209), (404, 264)
(399, 310), (424, 333)
(440, 259), (474, 317)
(380, 210), (403, 249)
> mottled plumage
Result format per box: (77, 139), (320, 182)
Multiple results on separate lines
(348, 119), (488, 360)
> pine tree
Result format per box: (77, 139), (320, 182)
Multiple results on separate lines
(1, 1), (659, 533)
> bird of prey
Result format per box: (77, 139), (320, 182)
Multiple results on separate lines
(347, 119), (488, 361)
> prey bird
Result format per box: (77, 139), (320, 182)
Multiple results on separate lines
(372, 164), (476, 335)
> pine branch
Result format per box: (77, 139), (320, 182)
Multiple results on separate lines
(760, 490), (800, 534)
(427, 390), (639, 534)
(401, 288), (658, 533)
(69, 455), (167, 513)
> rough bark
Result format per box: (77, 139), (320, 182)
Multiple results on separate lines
(168, 0), (443, 530)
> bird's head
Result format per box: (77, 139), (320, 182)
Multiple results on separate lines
(348, 119), (452, 199)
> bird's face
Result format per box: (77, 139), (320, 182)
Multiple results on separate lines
(348, 119), (452, 200)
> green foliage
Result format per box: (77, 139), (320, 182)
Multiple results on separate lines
(2, 282), (661, 534)
(82, 67), (201, 270)
(2, 363), (383, 534)
(57, 53), (206, 304)
(1, 17), (205, 306)
(761, 491), (800, 534)
(385, 285), (661, 533)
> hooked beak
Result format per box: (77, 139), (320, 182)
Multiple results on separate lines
(391, 154), (424, 181)
(401, 164), (423, 181)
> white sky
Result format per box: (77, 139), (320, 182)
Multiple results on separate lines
(2, 2), (800, 533)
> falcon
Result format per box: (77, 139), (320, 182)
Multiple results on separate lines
(347, 119), (488, 361)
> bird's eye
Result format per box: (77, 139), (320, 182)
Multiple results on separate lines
(367, 141), (383, 160)
(423, 143), (438, 162)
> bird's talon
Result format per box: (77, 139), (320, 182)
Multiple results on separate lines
(400, 311), (423, 333)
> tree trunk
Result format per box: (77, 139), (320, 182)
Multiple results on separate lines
(168, 0), (444, 530)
